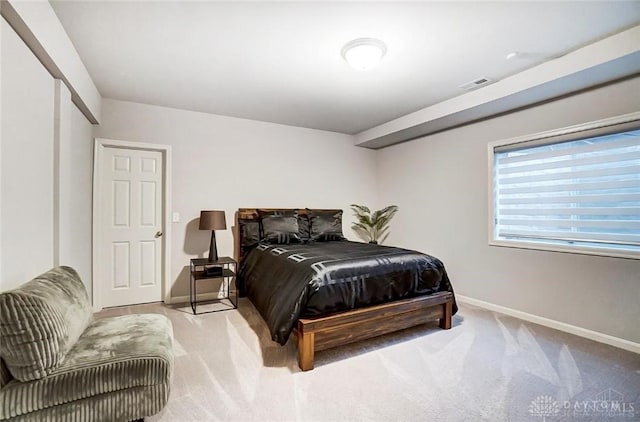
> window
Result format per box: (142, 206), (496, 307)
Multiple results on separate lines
(489, 113), (640, 259)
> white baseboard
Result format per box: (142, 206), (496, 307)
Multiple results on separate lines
(95, 292), (229, 309)
(170, 292), (229, 305)
(456, 294), (640, 355)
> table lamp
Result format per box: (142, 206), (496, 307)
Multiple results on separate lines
(199, 210), (226, 262)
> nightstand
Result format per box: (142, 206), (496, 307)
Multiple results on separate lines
(189, 257), (237, 314)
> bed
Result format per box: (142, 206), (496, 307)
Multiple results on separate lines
(235, 208), (457, 371)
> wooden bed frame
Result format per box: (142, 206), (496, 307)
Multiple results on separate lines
(235, 208), (453, 371)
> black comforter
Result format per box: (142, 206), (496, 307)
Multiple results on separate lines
(238, 240), (457, 345)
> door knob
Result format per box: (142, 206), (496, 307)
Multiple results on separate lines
(155, 231), (163, 238)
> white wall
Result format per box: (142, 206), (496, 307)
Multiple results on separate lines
(377, 76), (640, 344)
(1, 17), (94, 292)
(1, 17), (55, 290)
(2, 0), (102, 123)
(94, 99), (378, 299)
(57, 99), (93, 294)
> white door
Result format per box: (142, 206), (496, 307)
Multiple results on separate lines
(99, 147), (163, 307)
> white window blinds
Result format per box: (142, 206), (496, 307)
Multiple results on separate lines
(493, 126), (640, 253)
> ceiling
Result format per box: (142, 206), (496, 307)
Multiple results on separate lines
(50, 1), (640, 135)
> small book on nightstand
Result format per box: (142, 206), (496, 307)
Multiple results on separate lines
(204, 266), (223, 277)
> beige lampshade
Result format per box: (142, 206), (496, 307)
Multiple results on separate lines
(199, 210), (226, 230)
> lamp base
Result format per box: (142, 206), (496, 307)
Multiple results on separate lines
(208, 230), (219, 262)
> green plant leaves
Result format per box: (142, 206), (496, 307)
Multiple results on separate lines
(350, 204), (398, 243)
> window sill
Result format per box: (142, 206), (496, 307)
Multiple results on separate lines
(489, 239), (640, 260)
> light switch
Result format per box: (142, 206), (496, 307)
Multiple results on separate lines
(172, 212), (180, 223)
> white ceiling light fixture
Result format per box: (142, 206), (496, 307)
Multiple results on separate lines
(341, 38), (387, 71)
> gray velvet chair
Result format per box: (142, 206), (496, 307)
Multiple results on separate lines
(0, 266), (174, 421)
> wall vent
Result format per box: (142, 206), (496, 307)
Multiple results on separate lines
(459, 77), (495, 91)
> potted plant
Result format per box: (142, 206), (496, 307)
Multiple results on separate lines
(350, 204), (399, 244)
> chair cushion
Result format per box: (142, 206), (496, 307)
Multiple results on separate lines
(0, 314), (174, 420)
(0, 266), (93, 381)
(0, 360), (12, 389)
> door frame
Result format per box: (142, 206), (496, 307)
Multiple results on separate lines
(92, 138), (172, 311)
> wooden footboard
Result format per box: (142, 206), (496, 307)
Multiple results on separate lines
(294, 291), (453, 371)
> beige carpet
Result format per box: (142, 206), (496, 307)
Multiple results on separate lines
(98, 299), (639, 421)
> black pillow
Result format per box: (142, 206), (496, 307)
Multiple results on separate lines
(308, 209), (345, 242)
(240, 220), (260, 247)
(258, 209), (301, 244)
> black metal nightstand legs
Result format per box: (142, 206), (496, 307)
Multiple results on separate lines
(189, 257), (238, 314)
